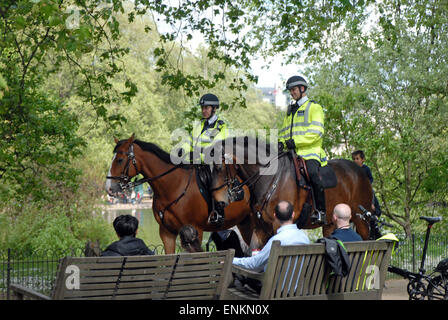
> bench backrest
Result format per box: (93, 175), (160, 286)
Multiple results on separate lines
(260, 240), (393, 300)
(51, 249), (234, 300)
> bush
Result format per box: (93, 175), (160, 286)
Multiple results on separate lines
(0, 200), (115, 256)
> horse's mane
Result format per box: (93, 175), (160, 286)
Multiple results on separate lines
(134, 140), (174, 163)
(212, 135), (278, 166)
(114, 139), (184, 166)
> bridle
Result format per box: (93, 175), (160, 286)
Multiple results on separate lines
(106, 141), (193, 226)
(210, 151), (310, 219)
(106, 142), (182, 192)
(210, 160), (249, 203)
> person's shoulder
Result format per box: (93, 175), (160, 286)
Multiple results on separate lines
(330, 228), (347, 238)
(101, 241), (121, 256)
(130, 237), (149, 247)
(133, 238), (155, 255)
(282, 225), (310, 244)
(332, 228), (362, 241)
(308, 99), (322, 107)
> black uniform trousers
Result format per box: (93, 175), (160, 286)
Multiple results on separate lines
(305, 159), (326, 212)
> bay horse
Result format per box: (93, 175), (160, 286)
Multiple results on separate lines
(105, 134), (254, 254)
(209, 136), (372, 247)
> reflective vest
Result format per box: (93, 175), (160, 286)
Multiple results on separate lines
(182, 116), (227, 163)
(278, 99), (327, 166)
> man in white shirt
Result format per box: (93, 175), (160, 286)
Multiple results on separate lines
(233, 201), (310, 272)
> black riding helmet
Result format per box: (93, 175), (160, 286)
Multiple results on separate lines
(285, 75), (308, 91)
(199, 93), (219, 108)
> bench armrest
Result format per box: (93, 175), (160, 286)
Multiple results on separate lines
(9, 283), (51, 300)
(232, 265), (264, 281)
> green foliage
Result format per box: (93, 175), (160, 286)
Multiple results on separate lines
(0, 200), (115, 255)
(0, 73), (6, 99)
(0, 0), (141, 201)
(1, 0), (447, 252)
(308, 0), (448, 236)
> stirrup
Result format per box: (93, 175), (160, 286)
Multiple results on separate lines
(311, 210), (326, 225)
(208, 211), (224, 226)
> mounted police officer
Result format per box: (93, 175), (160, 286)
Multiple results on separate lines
(180, 93), (227, 164)
(180, 93), (227, 225)
(278, 76), (328, 225)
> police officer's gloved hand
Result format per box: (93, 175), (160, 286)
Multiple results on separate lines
(285, 139), (296, 151)
(278, 142), (284, 152)
(177, 148), (185, 157)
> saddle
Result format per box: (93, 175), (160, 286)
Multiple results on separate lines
(292, 156), (337, 190)
(291, 155), (337, 228)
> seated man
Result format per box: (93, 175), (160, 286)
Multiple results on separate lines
(101, 214), (155, 256)
(232, 201), (310, 293)
(233, 201), (310, 272)
(330, 203), (362, 242)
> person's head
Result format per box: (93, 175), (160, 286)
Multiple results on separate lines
(274, 201), (295, 225)
(351, 150), (366, 167)
(179, 224), (203, 253)
(285, 75), (308, 101)
(332, 203), (352, 228)
(113, 214), (139, 238)
(199, 93), (219, 120)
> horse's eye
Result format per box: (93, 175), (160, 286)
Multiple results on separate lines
(117, 158), (124, 165)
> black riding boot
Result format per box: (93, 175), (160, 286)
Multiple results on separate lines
(310, 185), (327, 225)
(306, 159), (327, 225)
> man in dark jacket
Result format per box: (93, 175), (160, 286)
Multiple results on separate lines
(330, 203), (362, 242)
(101, 214), (154, 256)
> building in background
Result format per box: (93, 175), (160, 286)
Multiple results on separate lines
(258, 84), (288, 110)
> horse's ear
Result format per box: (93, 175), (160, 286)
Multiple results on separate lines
(129, 133), (135, 143)
(114, 137), (119, 144)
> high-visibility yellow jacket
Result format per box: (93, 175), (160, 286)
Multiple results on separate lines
(278, 98), (327, 166)
(182, 115), (227, 163)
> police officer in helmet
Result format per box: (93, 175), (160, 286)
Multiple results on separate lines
(278, 76), (328, 225)
(180, 93), (227, 225)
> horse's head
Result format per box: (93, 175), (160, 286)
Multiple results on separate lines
(209, 135), (270, 208)
(210, 152), (245, 208)
(105, 134), (140, 196)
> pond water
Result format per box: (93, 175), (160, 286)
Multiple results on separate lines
(101, 207), (212, 251)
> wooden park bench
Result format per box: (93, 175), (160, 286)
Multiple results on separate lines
(227, 240), (393, 300)
(10, 249), (234, 300)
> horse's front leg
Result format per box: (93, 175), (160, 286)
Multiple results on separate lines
(160, 225), (177, 254)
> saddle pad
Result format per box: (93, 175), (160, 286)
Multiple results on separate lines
(319, 165), (337, 189)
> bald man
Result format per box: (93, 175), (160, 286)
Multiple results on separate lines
(330, 203), (362, 242)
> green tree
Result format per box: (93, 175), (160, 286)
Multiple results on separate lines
(309, 0), (448, 236)
(0, 0), (142, 200)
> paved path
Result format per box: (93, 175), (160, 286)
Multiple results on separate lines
(382, 279), (409, 300)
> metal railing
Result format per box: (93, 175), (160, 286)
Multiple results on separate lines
(388, 234), (448, 279)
